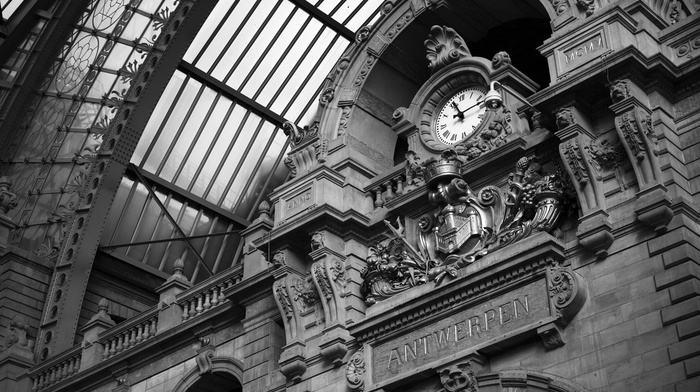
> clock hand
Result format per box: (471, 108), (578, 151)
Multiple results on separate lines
(451, 101), (464, 119)
(452, 100), (484, 120)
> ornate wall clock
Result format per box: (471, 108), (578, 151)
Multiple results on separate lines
(433, 86), (487, 145)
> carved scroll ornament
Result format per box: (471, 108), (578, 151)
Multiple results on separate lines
(346, 348), (366, 391)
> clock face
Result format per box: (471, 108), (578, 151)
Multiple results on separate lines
(434, 87), (487, 145)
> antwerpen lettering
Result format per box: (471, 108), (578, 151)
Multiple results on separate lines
(386, 296), (529, 370)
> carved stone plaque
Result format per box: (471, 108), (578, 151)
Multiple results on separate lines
(279, 184), (315, 221)
(371, 279), (550, 385)
(556, 27), (609, 74)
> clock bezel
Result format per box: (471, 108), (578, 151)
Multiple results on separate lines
(431, 85), (488, 146)
(418, 72), (489, 152)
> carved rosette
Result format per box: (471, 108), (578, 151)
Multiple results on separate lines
(346, 348), (366, 391)
(438, 361), (478, 392)
(425, 25), (471, 74)
(547, 265), (586, 323)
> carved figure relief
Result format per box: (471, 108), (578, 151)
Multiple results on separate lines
(310, 231), (325, 250)
(0, 315), (33, 352)
(586, 136), (628, 190)
(576, 0), (596, 16)
(609, 79), (630, 103)
(554, 107), (575, 130)
(361, 155), (574, 305)
(425, 25), (471, 74)
(404, 151), (425, 192)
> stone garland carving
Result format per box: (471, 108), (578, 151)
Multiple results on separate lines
(329, 258), (348, 295)
(641, 113), (658, 151)
(346, 347), (366, 391)
(438, 361), (478, 392)
(491, 51), (511, 69)
(425, 25), (471, 74)
(562, 139), (589, 187)
(586, 137), (628, 190)
(0, 176), (18, 216)
(274, 280), (294, 320)
(404, 151), (425, 192)
(616, 112), (646, 160)
(0, 315), (34, 352)
(576, 0), (596, 16)
(361, 156), (575, 305)
(312, 262), (333, 301)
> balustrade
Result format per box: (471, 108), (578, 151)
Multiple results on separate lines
(31, 350), (80, 391)
(100, 313), (158, 360)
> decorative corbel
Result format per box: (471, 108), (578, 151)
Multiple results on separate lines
(309, 230), (351, 365)
(273, 274), (308, 383)
(547, 264), (587, 325)
(609, 79), (673, 233)
(554, 106), (614, 258)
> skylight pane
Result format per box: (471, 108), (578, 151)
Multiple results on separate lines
(183, 0), (232, 62)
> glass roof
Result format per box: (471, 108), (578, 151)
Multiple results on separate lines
(107, 0), (384, 281)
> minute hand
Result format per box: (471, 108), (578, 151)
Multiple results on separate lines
(452, 100), (484, 119)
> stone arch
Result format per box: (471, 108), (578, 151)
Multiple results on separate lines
(171, 357), (244, 392)
(477, 369), (590, 392)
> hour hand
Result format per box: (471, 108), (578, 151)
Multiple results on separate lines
(451, 102), (465, 119)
